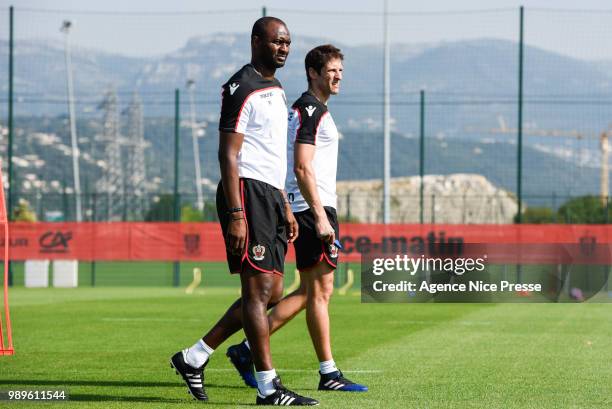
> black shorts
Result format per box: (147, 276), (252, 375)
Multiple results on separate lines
(293, 206), (340, 271)
(216, 178), (288, 275)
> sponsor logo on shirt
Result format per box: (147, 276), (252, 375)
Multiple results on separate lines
(305, 105), (317, 117)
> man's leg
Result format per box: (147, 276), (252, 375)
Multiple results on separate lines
(170, 297), (249, 401)
(228, 261), (366, 392)
(268, 280), (307, 334)
(201, 298), (243, 348)
(303, 261), (368, 392)
(240, 269), (284, 370)
(227, 280), (306, 388)
(171, 289), (283, 400)
(245, 261), (335, 366)
(302, 261), (335, 362)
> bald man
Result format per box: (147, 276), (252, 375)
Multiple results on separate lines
(170, 17), (318, 406)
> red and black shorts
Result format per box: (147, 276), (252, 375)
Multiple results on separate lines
(216, 178), (287, 275)
(293, 206), (340, 271)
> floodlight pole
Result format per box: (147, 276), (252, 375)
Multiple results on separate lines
(382, 0), (391, 223)
(187, 80), (204, 211)
(8, 6), (14, 220)
(7, 6), (14, 287)
(61, 20), (82, 222)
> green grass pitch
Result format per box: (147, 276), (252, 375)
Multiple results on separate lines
(7, 261), (360, 288)
(1, 286), (612, 408)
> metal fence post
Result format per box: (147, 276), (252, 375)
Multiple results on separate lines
(431, 194), (435, 224)
(173, 89), (180, 287)
(516, 5), (524, 223)
(382, 0), (390, 224)
(346, 192), (351, 221)
(91, 193), (96, 287)
(419, 90), (425, 224)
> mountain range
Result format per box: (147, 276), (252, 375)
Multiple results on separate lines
(1, 34), (610, 211)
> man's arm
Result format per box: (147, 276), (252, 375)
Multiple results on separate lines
(219, 131), (246, 255)
(293, 143), (334, 244)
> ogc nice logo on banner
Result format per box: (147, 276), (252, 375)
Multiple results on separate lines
(183, 234), (201, 255)
(579, 235), (596, 256)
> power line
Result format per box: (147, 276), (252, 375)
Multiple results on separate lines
(6, 6), (612, 16)
(528, 7), (612, 14)
(14, 7), (259, 16)
(270, 7), (517, 16)
(5, 98), (612, 106)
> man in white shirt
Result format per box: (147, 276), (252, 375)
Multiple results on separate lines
(170, 17), (318, 406)
(228, 44), (367, 393)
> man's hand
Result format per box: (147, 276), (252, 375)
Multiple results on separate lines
(314, 212), (335, 245)
(285, 204), (299, 243)
(227, 211), (247, 255)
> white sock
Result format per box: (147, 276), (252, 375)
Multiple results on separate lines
(255, 368), (277, 397)
(243, 339), (250, 350)
(185, 339), (214, 368)
(319, 359), (338, 375)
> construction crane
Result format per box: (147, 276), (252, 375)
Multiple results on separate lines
(466, 115), (611, 205)
(97, 89), (124, 221)
(123, 92), (149, 220)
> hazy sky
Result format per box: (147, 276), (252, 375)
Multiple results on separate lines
(2, 0), (612, 59)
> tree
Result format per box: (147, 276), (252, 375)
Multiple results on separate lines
(12, 199), (37, 222)
(515, 207), (555, 224)
(145, 195), (218, 222)
(181, 205), (204, 222)
(557, 195), (610, 224)
(144, 194), (174, 221)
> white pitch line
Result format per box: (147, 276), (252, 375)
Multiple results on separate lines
(101, 318), (201, 322)
(384, 320), (492, 326)
(206, 369), (382, 374)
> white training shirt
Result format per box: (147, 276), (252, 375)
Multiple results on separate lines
(286, 91), (339, 212)
(218, 64), (288, 190)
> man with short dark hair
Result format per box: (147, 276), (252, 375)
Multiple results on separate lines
(170, 17), (318, 406)
(227, 44), (367, 393)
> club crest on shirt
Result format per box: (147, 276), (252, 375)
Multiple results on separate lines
(252, 244), (266, 261)
(329, 243), (339, 258)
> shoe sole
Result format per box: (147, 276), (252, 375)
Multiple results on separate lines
(256, 398), (320, 406)
(318, 386), (368, 392)
(170, 359), (208, 401)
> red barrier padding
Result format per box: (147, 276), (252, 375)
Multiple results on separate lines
(1, 222), (610, 263)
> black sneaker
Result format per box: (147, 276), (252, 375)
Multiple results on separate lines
(318, 370), (368, 392)
(227, 340), (257, 388)
(256, 377), (319, 406)
(170, 349), (208, 401)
